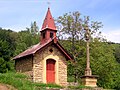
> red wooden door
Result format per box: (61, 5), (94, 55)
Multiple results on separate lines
(46, 59), (55, 83)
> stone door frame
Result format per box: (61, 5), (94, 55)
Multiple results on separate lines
(43, 55), (59, 84)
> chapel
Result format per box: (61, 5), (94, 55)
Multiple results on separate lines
(13, 8), (72, 86)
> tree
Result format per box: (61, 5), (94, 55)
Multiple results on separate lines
(114, 44), (120, 63)
(56, 11), (102, 82)
(26, 21), (39, 36)
(56, 11), (120, 89)
(14, 21), (39, 55)
(0, 21), (40, 73)
(0, 28), (16, 73)
(90, 39), (119, 89)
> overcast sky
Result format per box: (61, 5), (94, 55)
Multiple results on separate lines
(0, 0), (120, 43)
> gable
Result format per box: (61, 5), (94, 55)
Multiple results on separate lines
(33, 43), (68, 84)
(36, 44), (66, 61)
(13, 38), (72, 61)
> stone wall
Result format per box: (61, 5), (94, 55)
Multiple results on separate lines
(57, 50), (67, 86)
(33, 51), (43, 82)
(15, 55), (33, 79)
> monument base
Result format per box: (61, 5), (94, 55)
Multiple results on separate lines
(81, 75), (98, 87)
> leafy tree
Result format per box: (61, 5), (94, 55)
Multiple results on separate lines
(14, 21), (39, 55)
(0, 21), (40, 73)
(56, 12), (102, 42)
(26, 21), (39, 36)
(56, 11), (102, 82)
(114, 44), (120, 63)
(90, 39), (119, 89)
(0, 28), (16, 73)
(56, 11), (120, 89)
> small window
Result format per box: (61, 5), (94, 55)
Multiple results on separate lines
(43, 32), (45, 39)
(50, 32), (53, 38)
(49, 48), (53, 53)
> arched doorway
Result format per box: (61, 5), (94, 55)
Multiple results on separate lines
(46, 59), (56, 83)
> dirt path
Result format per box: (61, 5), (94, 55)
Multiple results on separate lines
(0, 84), (17, 90)
(0, 84), (9, 90)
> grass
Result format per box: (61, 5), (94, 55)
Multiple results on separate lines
(0, 72), (62, 90)
(67, 75), (75, 82)
(0, 72), (102, 90)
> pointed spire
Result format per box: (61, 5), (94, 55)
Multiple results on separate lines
(41, 8), (56, 31)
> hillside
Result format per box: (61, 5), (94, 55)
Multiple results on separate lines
(0, 28), (120, 89)
(0, 72), (63, 90)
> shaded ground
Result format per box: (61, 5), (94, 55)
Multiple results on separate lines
(0, 84), (17, 90)
(0, 84), (9, 90)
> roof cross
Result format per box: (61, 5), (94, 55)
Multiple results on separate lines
(47, 2), (51, 8)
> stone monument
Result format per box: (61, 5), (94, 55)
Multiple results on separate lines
(81, 25), (98, 87)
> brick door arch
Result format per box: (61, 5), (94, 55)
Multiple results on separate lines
(46, 59), (56, 83)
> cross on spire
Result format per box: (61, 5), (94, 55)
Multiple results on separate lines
(47, 2), (51, 8)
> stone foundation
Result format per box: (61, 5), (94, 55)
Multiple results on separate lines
(81, 75), (98, 87)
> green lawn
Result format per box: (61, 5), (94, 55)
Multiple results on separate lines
(0, 72), (100, 90)
(0, 72), (62, 90)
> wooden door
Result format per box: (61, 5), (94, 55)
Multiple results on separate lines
(46, 59), (55, 83)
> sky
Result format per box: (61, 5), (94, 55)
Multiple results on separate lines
(0, 0), (120, 43)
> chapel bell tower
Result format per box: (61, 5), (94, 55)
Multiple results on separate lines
(40, 8), (57, 44)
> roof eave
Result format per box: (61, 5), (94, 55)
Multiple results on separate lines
(13, 53), (33, 60)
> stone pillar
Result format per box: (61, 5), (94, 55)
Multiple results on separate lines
(85, 39), (92, 76)
(81, 25), (98, 87)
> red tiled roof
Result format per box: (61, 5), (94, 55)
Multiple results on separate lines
(13, 38), (53, 60)
(41, 8), (56, 31)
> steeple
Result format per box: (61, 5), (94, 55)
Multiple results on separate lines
(40, 8), (57, 44)
(41, 8), (56, 31)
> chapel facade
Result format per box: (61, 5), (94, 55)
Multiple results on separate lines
(13, 8), (72, 86)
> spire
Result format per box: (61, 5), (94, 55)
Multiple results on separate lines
(41, 8), (56, 31)
(40, 8), (57, 44)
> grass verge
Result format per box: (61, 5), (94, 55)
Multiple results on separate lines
(0, 72), (62, 90)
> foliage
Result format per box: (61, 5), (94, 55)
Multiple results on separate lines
(114, 44), (120, 63)
(14, 21), (39, 56)
(56, 12), (83, 41)
(90, 39), (120, 89)
(61, 39), (120, 89)
(26, 21), (39, 36)
(56, 11), (120, 89)
(0, 29), (16, 73)
(56, 11), (103, 82)
(0, 22), (39, 73)
(56, 11), (103, 45)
